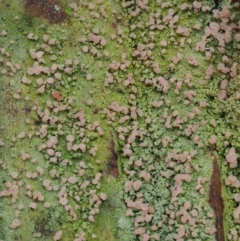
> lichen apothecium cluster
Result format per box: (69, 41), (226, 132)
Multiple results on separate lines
(0, 0), (240, 240)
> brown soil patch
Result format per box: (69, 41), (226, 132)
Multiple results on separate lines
(209, 152), (225, 241)
(2, 83), (19, 118)
(106, 137), (119, 179)
(24, 0), (66, 24)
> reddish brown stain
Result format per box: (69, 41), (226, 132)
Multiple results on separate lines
(105, 137), (119, 178)
(52, 91), (62, 101)
(209, 152), (225, 241)
(24, 0), (66, 24)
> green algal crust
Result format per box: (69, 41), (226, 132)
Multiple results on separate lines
(1, 0), (240, 240)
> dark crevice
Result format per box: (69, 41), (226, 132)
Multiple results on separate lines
(209, 152), (225, 241)
(105, 135), (119, 179)
(214, 0), (220, 8)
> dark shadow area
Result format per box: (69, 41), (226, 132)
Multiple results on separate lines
(105, 136), (119, 179)
(214, 0), (220, 8)
(209, 152), (225, 241)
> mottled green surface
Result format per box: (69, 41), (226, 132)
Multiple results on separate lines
(1, 0), (240, 240)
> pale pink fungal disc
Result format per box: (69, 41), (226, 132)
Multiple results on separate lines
(29, 202), (37, 209)
(53, 231), (63, 241)
(68, 176), (78, 184)
(226, 148), (238, 168)
(133, 180), (142, 191)
(99, 193), (107, 200)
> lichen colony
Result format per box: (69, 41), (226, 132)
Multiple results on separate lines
(0, 0), (240, 240)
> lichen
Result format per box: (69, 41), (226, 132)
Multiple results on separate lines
(1, 0), (240, 240)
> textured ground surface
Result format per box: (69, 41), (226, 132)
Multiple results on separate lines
(1, 0), (240, 240)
